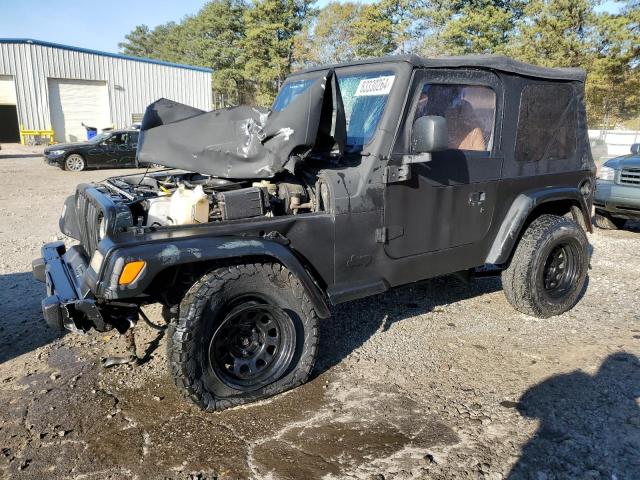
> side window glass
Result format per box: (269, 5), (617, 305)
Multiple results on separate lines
(130, 132), (139, 145)
(106, 133), (122, 145)
(414, 84), (496, 152)
(515, 84), (577, 162)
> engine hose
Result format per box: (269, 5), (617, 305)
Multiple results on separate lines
(139, 308), (167, 331)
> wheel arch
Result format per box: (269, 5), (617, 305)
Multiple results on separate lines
(486, 187), (592, 265)
(100, 236), (331, 319)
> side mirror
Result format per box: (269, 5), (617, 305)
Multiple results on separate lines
(411, 116), (448, 154)
(631, 143), (639, 154)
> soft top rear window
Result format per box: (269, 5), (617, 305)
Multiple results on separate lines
(515, 84), (577, 163)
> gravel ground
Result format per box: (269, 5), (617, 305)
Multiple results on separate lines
(0, 150), (639, 480)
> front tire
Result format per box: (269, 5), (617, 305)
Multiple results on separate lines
(593, 210), (626, 230)
(64, 154), (85, 172)
(502, 215), (589, 318)
(168, 263), (319, 411)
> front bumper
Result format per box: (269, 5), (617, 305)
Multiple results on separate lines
(594, 181), (640, 219)
(32, 242), (135, 332)
(44, 154), (64, 167)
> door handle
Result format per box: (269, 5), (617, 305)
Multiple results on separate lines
(469, 191), (486, 206)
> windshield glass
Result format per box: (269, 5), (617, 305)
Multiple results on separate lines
(273, 70), (395, 151)
(90, 132), (111, 143)
(272, 79), (314, 112)
(339, 71), (394, 149)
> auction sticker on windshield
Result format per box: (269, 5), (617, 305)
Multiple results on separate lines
(354, 75), (395, 97)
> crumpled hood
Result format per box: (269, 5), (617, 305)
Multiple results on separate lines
(136, 70), (345, 179)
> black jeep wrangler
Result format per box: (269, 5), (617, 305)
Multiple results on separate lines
(33, 55), (595, 411)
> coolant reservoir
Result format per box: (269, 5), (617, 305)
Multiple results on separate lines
(170, 184), (209, 224)
(146, 196), (173, 226)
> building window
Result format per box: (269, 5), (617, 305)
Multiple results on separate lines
(414, 84), (496, 152)
(516, 84), (577, 162)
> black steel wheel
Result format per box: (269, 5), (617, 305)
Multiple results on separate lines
(209, 303), (296, 391)
(502, 214), (589, 318)
(168, 263), (320, 411)
(541, 243), (581, 299)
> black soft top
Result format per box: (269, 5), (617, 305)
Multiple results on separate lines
(292, 54), (586, 82)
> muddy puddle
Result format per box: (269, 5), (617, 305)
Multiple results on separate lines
(1, 342), (459, 479)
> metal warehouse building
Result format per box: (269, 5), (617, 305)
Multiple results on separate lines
(0, 39), (211, 143)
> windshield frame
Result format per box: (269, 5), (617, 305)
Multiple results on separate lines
(277, 61), (410, 156)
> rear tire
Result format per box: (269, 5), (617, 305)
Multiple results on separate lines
(593, 211), (626, 230)
(502, 214), (589, 318)
(167, 263), (319, 411)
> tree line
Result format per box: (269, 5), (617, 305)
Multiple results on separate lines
(119, 0), (640, 128)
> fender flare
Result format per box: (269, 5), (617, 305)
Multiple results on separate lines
(98, 236), (331, 319)
(485, 187), (591, 265)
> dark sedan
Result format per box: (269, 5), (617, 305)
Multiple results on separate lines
(44, 130), (140, 171)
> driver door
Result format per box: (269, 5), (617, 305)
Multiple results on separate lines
(383, 69), (503, 259)
(125, 131), (139, 166)
(102, 132), (129, 167)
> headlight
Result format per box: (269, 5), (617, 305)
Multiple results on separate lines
(598, 166), (615, 181)
(48, 149), (66, 156)
(98, 216), (107, 240)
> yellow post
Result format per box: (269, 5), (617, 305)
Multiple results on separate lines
(18, 127), (56, 146)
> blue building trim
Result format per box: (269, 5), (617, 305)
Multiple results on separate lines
(0, 38), (213, 73)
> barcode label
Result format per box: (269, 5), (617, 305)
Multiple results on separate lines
(354, 75), (395, 97)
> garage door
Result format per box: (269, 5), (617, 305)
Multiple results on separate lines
(0, 76), (19, 142)
(0, 75), (17, 105)
(48, 79), (110, 143)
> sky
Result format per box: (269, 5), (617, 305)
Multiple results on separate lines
(0, 0), (626, 55)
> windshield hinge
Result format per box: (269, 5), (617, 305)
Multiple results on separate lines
(376, 225), (404, 244)
(383, 164), (411, 184)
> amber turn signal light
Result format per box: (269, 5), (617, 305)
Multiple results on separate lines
(118, 261), (146, 285)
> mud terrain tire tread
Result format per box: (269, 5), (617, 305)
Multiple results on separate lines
(502, 214), (589, 318)
(167, 263), (319, 411)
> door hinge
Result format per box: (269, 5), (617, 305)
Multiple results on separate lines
(383, 164), (411, 184)
(376, 225), (404, 244)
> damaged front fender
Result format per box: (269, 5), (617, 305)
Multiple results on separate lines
(98, 235), (331, 319)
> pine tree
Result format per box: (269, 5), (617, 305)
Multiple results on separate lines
(243, 0), (315, 105)
(294, 2), (362, 66)
(435, 1), (526, 55)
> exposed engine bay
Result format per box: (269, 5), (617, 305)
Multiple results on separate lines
(110, 69), (343, 228)
(102, 169), (329, 228)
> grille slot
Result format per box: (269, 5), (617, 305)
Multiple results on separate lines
(620, 168), (640, 186)
(73, 185), (134, 258)
(76, 190), (102, 257)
